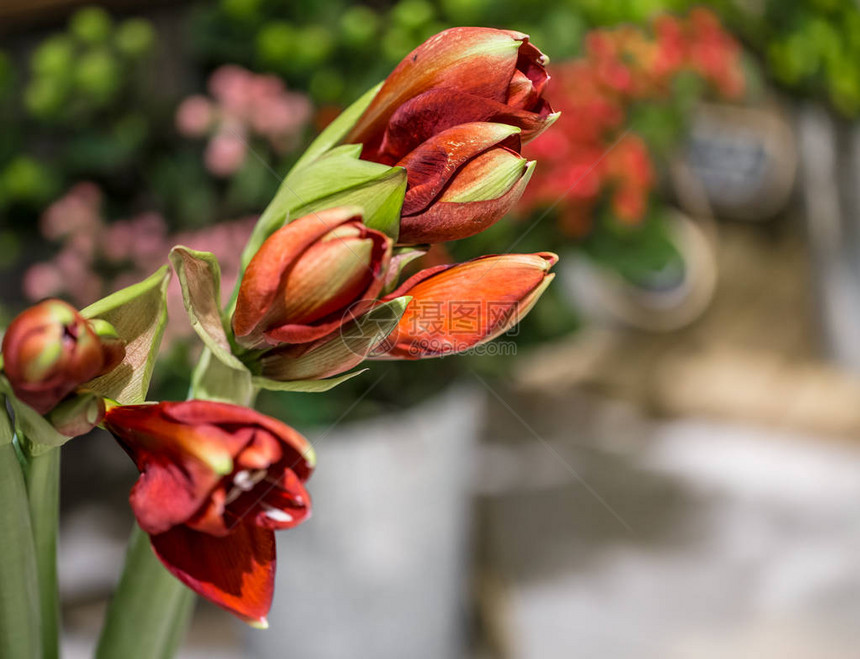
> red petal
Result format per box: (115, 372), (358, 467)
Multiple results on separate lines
(347, 28), (524, 151)
(397, 122), (521, 216)
(150, 522), (276, 626)
(164, 402), (315, 479)
(107, 403), (240, 473)
(129, 456), (220, 535)
(238, 430), (284, 471)
(374, 253), (557, 359)
(371, 89), (553, 163)
(254, 470), (311, 531)
(397, 159), (533, 244)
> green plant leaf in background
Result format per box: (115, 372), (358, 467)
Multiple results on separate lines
(81, 266), (170, 405)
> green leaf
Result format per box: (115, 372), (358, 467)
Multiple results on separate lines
(288, 165), (406, 241)
(289, 81), (382, 173)
(169, 247), (248, 373)
(23, 449), (60, 659)
(240, 150), (406, 273)
(252, 368), (368, 392)
(81, 266), (170, 405)
(0, 404), (41, 659)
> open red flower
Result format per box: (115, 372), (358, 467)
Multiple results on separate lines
(104, 401), (315, 625)
(373, 252), (557, 359)
(1, 299), (124, 414)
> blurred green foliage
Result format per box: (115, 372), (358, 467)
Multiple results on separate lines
(2, 0), (860, 416)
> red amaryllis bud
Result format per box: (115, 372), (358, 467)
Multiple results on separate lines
(233, 207), (392, 349)
(347, 27), (556, 163)
(104, 400), (315, 626)
(1, 300), (125, 414)
(373, 252), (557, 359)
(344, 28), (556, 244)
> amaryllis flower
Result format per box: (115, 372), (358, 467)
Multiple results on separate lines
(344, 27), (558, 244)
(104, 400), (315, 625)
(1, 299), (124, 414)
(233, 206), (392, 349)
(373, 252), (557, 359)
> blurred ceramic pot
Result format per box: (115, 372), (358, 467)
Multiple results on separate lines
(670, 102), (797, 222)
(562, 213), (718, 332)
(244, 386), (482, 659)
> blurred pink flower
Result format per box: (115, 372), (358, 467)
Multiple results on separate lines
(250, 94), (312, 151)
(40, 182), (102, 241)
(105, 220), (137, 263)
(176, 95), (215, 137)
(26, 182), (255, 353)
(178, 66), (312, 175)
(208, 65), (253, 117)
(54, 249), (103, 306)
(205, 131), (248, 177)
(23, 263), (65, 301)
(130, 213), (169, 265)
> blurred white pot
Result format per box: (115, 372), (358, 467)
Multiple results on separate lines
(562, 213), (718, 332)
(671, 101), (798, 222)
(245, 385), (482, 659)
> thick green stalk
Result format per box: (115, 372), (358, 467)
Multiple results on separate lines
(23, 448), (61, 659)
(95, 526), (193, 659)
(0, 408), (42, 659)
(160, 581), (196, 659)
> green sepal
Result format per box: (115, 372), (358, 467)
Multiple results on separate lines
(81, 266), (170, 405)
(259, 296), (410, 381)
(189, 349), (255, 408)
(289, 81), (382, 173)
(444, 155), (532, 203)
(382, 246), (429, 294)
(252, 368), (368, 393)
(0, 376), (70, 452)
(169, 247), (248, 374)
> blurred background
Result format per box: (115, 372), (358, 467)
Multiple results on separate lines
(3, 1), (860, 657)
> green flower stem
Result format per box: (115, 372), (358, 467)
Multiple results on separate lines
(160, 581), (196, 659)
(94, 526), (193, 659)
(0, 406), (42, 659)
(23, 448), (61, 659)
(95, 349), (256, 659)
